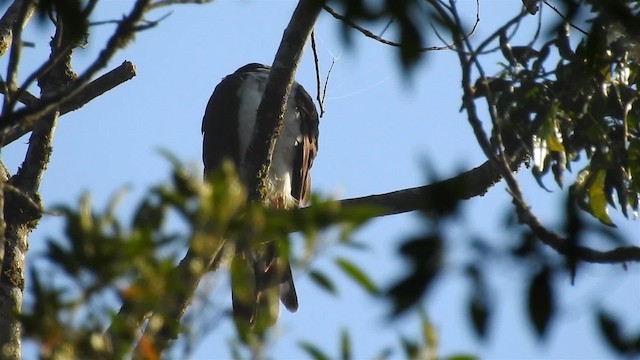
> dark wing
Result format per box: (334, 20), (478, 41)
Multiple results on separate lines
(291, 83), (319, 206)
(202, 72), (244, 176)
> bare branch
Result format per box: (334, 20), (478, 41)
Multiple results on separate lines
(310, 31), (333, 118)
(58, 61), (137, 114)
(0, 0), (35, 57)
(0, 1), (150, 357)
(322, 4), (479, 52)
(332, 165), (640, 264)
(148, 0), (213, 11)
(311, 31), (323, 116)
(540, 1), (587, 36)
(0, 0), (151, 141)
(2, 0), (35, 118)
(91, 12), (172, 31)
(1, 60), (137, 146)
(339, 153), (525, 217)
(0, 85), (38, 108)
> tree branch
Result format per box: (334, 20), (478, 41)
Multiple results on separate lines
(0, 0), (150, 142)
(1, 60), (137, 146)
(245, 0), (325, 202)
(330, 174), (640, 264)
(148, 0), (213, 11)
(435, 0), (640, 266)
(111, 0), (327, 355)
(0, 0), (35, 57)
(339, 153), (525, 216)
(0, 1), (150, 357)
(0, 84), (37, 108)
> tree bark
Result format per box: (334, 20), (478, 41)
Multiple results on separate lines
(0, 0), (35, 57)
(245, 0), (326, 202)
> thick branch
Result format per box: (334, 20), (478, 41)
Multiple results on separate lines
(58, 60), (136, 114)
(0, 0), (35, 57)
(1, 60), (137, 146)
(339, 154), (525, 216)
(245, 0), (325, 202)
(0, 84), (37, 108)
(331, 173), (640, 264)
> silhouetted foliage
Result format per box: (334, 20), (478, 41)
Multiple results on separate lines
(1, 0), (639, 359)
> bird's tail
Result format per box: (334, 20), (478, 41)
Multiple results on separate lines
(231, 244), (298, 335)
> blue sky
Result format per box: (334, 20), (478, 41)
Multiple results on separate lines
(3, 1), (639, 359)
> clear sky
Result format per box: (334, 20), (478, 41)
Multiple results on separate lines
(3, 1), (638, 359)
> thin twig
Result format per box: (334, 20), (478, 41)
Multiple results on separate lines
(323, 4), (469, 52)
(542, 0), (588, 35)
(148, 0), (212, 11)
(311, 30), (324, 117)
(1, 0), (33, 118)
(321, 58), (334, 116)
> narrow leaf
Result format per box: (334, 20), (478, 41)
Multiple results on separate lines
(335, 258), (378, 295)
(597, 311), (630, 354)
(340, 328), (351, 360)
(299, 342), (331, 360)
(445, 355), (479, 360)
(308, 269), (338, 296)
(468, 294), (489, 340)
(399, 336), (419, 359)
(419, 309), (438, 350)
(588, 169), (615, 226)
(527, 267), (554, 339)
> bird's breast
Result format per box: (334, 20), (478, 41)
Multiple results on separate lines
(236, 72), (302, 207)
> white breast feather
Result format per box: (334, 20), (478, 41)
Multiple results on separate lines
(236, 72), (302, 208)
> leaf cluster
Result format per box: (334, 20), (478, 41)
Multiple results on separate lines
(473, 8), (640, 225)
(20, 155), (377, 358)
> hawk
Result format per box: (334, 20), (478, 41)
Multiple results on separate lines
(202, 63), (319, 327)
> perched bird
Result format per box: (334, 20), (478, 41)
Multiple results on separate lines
(201, 63), (319, 329)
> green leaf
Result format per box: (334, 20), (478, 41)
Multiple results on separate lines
(132, 197), (165, 231)
(399, 336), (419, 359)
(445, 354), (479, 360)
(527, 267), (554, 339)
(299, 341), (331, 360)
(335, 258), (378, 295)
(587, 169), (615, 226)
(308, 269), (338, 296)
(340, 328), (351, 360)
(419, 309), (437, 350)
